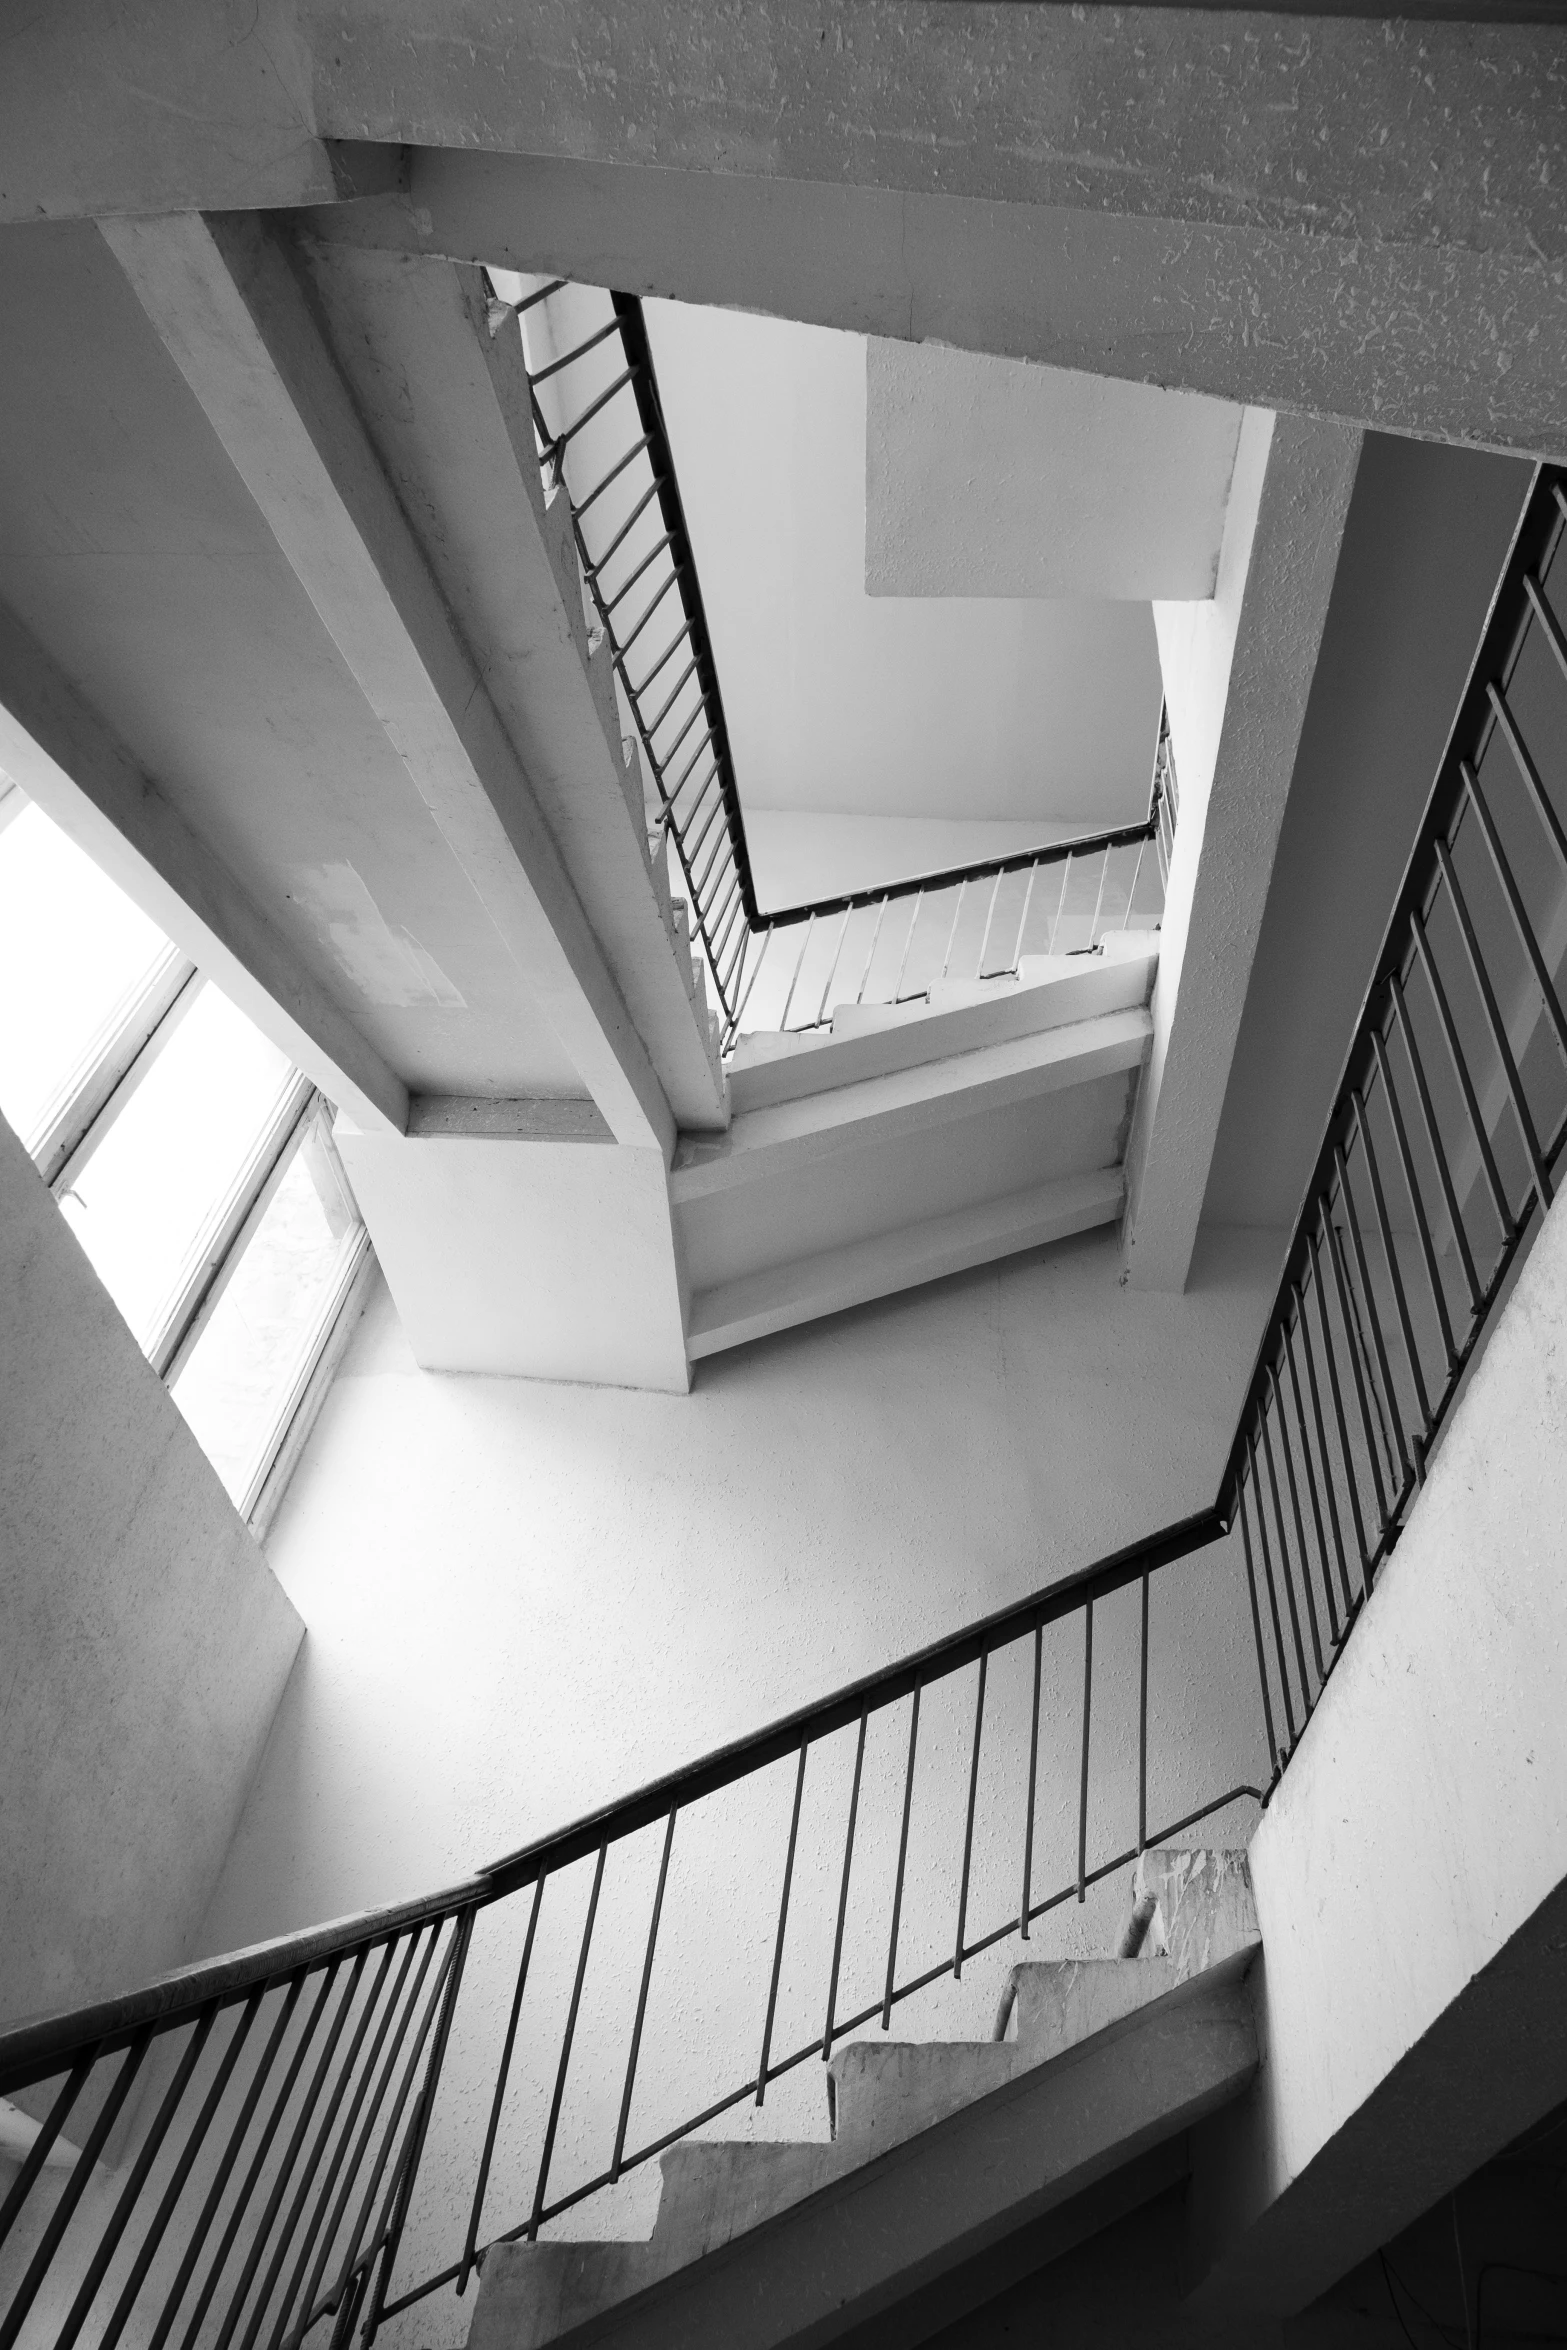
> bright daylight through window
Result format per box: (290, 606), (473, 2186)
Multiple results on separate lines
(0, 775), (370, 1522)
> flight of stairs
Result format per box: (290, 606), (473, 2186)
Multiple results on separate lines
(468, 1847), (1260, 2350)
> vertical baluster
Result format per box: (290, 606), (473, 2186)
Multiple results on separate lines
(1274, 1350), (1336, 1652)
(977, 870), (1005, 979)
(178, 1967), (342, 2350)
(1125, 834), (1149, 930)
(269, 1942), (408, 2350)
(1462, 758), (1567, 1062)
(1138, 1572), (1150, 1853)
(1308, 1226), (1372, 1603)
(304, 1928), (447, 2342)
(955, 1654), (988, 1974)
(855, 897), (889, 1005)
(297, 1937), (428, 2331)
(757, 1739), (807, 2106)
(1237, 1477), (1281, 1770)
(728, 924), (773, 1040)
(1334, 1136), (1416, 1504)
(1323, 1207), (1394, 1553)
(1009, 861), (1041, 974)
(814, 908), (854, 1029)
(357, 1914), (473, 2347)
(461, 1881), (538, 2286)
(823, 1713), (868, 2059)
(53, 2013), (218, 2350)
(1248, 1428), (1305, 1733)
(1370, 1024), (1458, 1377)
(1260, 1397), (1321, 1691)
(941, 879), (968, 979)
(883, 1684), (922, 2028)
(1389, 968), (1482, 1320)
(157, 1972), (314, 2350)
(98, 1996), (267, 2350)
(1351, 1087), (1435, 1461)
(529, 1844), (608, 2237)
(1435, 838), (1553, 1215)
(221, 1957), (369, 2350)
(892, 892), (924, 1002)
(1411, 905), (1511, 1247)
(1020, 1625), (1042, 1939)
(613, 1812), (677, 2180)
(778, 911), (814, 1033)
(1047, 853), (1073, 954)
(0, 2030), (155, 2350)
(0, 2054), (95, 2261)
(1076, 1601), (1094, 1903)
(1289, 1294), (1353, 1629)
(1087, 846), (1110, 947)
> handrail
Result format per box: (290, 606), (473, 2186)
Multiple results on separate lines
(480, 1503), (1226, 1894)
(0, 1884), (490, 2096)
(3, 466), (1562, 2350)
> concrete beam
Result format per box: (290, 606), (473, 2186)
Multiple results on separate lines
(291, 235), (728, 1130)
(1120, 413), (1362, 1292)
(674, 1009), (1150, 1204)
(100, 209), (676, 1156)
(7, 3), (1563, 451)
(687, 1166), (1124, 1360)
(1184, 1186), (1567, 2317)
(0, 601), (408, 1137)
(304, 121), (1567, 460)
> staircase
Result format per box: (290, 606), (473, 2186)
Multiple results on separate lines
(468, 1849), (1260, 2350)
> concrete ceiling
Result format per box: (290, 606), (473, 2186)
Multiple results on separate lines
(646, 299), (1163, 831)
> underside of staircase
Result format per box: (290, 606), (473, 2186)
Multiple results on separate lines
(468, 1850), (1261, 2350)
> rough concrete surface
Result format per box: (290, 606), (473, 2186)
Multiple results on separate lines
(0, 1111), (302, 2026)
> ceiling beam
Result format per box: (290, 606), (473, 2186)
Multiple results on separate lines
(0, 602), (409, 1137)
(1121, 413), (1363, 1292)
(686, 1166), (1125, 1359)
(101, 209), (676, 1157)
(672, 1009), (1150, 1203)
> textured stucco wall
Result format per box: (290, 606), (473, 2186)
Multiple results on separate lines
(0, 1110), (303, 2026)
(1189, 1185), (1567, 2315)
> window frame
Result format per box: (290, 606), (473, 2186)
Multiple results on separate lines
(5, 790), (373, 1529)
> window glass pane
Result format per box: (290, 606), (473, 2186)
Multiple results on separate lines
(172, 1122), (362, 1508)
(59, 985), (294, 1352)
(0, 802), (168, 1149)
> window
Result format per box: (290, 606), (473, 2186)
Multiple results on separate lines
(0, 775), (372, 1524)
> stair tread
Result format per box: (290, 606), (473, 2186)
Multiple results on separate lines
(466, 1848), (1256, 2349)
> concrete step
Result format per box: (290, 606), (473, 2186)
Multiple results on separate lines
(467, 1849), (1258, 2350)
(727, 935), (1158, 1113)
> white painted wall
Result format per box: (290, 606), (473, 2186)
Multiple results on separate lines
(645, 300), (1163, 830)
(331, 1124), (691, 1391)
(1189, 1182), (1567, 2315)
(193, 1227), (1278, 2340)
(0, 1110), (302, 2026)
(865, 341), (1244, 601)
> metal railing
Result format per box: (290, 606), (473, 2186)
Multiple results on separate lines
(726, 753), (1173, 1043)
(1218, 464), (1567, 1772)
(502, 276), (1174, 1049)
(2, 469), (1562, 2350)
